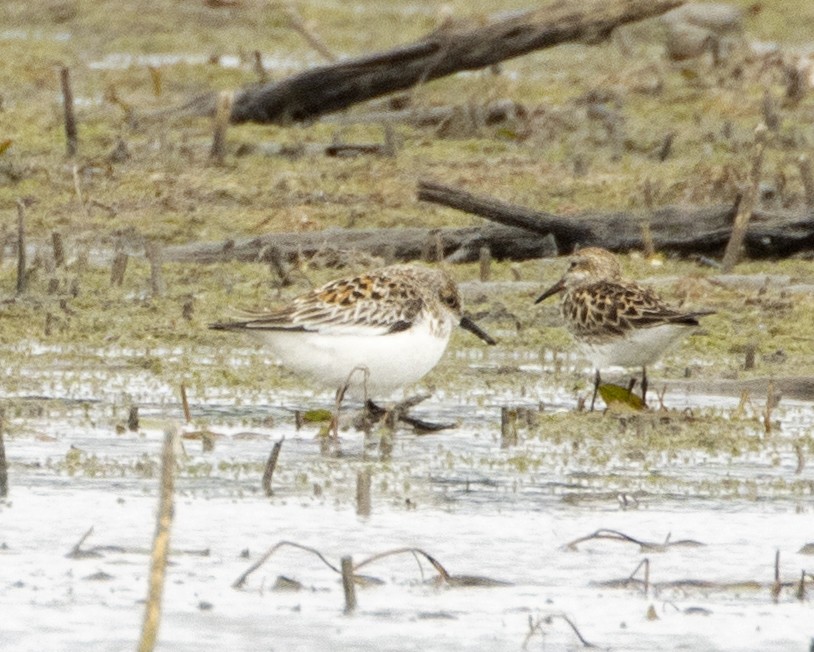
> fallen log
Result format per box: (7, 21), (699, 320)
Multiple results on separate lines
(417, 179), (814, 258)
(162, 224), (557, 266)
(162, 0), (682, 124)
(162, 180), (814, 266)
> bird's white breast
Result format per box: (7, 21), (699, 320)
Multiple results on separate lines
(578, 323), (697, 369)
(251, 315), (453, 398)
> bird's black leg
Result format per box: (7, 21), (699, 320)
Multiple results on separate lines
(641, 366), (648, 406)
(589, 369), (601, 411)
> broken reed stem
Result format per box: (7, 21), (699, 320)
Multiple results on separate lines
(52, 231), (65, 268)
(797, 155), (814, 209)
(261, 438), (284, 497)
(500, 407), (518, 448)
(721, 124), (768, 273)
(179, 384), (191, 423)
(771, 549), (782, 602)
(479, 246), (491, 281)
(110, 251), (128, 287)
(763, 380), (775, 434)
(137, 429), (178, 652)
(0, 407), (7, 498)
(72, 164), (90, 219)
(252, 50), (268, 82)
(641, 179), (656, 258)
(283, 3), (337, 62)
(145, 240), (165, 297)
(60, 66), (78, 157)
(209, 91), (234, 166)
(128, 406), (139, 432)
(67, 525), (94, 557)
(341, 555), (357, 614)
(15, 200), (26, 295)
(355, 468), (372, 517)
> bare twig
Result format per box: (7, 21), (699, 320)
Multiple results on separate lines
(138, 429), (178, 652)
(66, 525), (95, 558)
(562, 528), (704, 551)
(354, 547), (451, 582)
(627, 558), (651, 595)
(523, 613), (597, 649)
(232, 540), (341, 589)
(282, 3), (337, 62)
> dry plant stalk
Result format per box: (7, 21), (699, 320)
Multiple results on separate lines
(355, 468), (372, 517)
(797, 155), (814, 208)
(52, 231), (65, 268)
(179, 384), (191, 423)
(137, 429), (178, 652)
(282, 3), (336, 62)
(523, 613), (597, 650)
(66, 525), (95, 558)
(763, 380), (775, 434)
(770, 549), (782, 602)
(209, 91), (234, 165)
(72, 164), (91, 219)
(721, 124), (768, 272)
(341, 555), (357, 613)
(0, 407), (7, 498)
(15, 200), (26, 295)
(145, 241), (165, 297)
(500, 407), (518, 448)
(641, 179), (656, 258)
(60, 66), (77, 157)
(628, 558), (650, 595)
(110, 252), (129, 287)
(479, 246), (491, 281)
(261, 438), (284, 497)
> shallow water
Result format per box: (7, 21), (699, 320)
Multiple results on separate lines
(2, 345), (813, 651)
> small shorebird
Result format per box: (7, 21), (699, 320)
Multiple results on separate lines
(210, 264), (496, 428)
(535, 247), (713, 409)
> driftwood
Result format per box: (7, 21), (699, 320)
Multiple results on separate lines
(163, 223), (556, 266)
(164, 0), (682, 124)
(417, 180), (814, 258)
(163, 178), (814, 266)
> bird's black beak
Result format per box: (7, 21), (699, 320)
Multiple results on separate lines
(534, 278), (565, 304)
(459, 315), (497, 345)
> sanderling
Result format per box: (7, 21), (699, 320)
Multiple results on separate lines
(535, 247), (713, 409)
(210, 264), (496, 424)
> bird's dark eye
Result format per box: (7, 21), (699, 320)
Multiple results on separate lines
(441, 291), (459, 309)
(568, 261), (577, 270)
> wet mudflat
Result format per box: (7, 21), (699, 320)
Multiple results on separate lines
(2, 341), (812, 652)
(3, 0), (814, 648)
